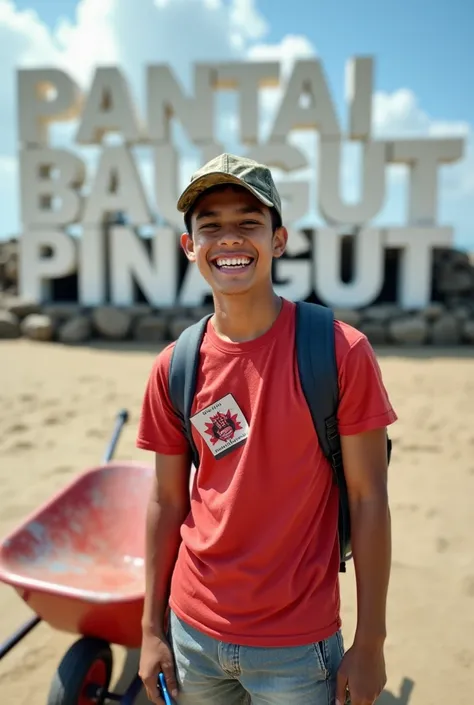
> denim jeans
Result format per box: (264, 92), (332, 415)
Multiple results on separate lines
(168, 610), (345, 705)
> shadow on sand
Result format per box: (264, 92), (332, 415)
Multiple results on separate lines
(114, 648), (415, 705)
(377, 678), (415, 704)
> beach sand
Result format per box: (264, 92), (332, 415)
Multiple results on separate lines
(0, 339), (473, 704)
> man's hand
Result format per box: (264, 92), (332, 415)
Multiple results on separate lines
(139, 628), (179, 704)
(139, 452), (190, 703)
(336, 643), (386, 705)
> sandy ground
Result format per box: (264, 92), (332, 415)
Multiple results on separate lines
(0, 339), (473, 705)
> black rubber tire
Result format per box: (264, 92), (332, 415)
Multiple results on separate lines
(46, 636), (113, 705)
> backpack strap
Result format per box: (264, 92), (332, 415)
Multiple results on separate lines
(168, 314), (212, 469)
(295, 301), (351, 572)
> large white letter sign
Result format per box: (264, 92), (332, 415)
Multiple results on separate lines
(82, 146), (151, 225)
(318, 140), (386, 225)
(246, 142), (308, 172)
(270, 59), (340, 140)
(153, 144), (183, 231)
(15, 55), (468, 310)
(75, 67), (142, 144)
(314, 228), (385, 308)
(109, 226), (178, 307)
(20, 148), (86, 227)
(345, 57), (373, 141)
(179, 264), (212, 307)
(386, 226), (452, 309)
(387, 138), (464, 224)
(147, 64), (215, 144)
(274, 254), (313, 302)
(17, 68), (82, 146)
(20, 230), (77, 301)
(246, 141), (309, 252)
(216, 62), (280, 144)
(78, 226), (106, 306)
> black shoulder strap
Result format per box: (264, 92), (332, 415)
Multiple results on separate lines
(295, 301), (339, 458)
(295, 301), (351, 571)
(168, 314), (212, 469)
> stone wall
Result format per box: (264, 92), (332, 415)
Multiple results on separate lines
(1, 238), (474, 346)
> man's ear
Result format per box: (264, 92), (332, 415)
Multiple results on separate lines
(272, 226), (288, 259)
(180, 232), (196, 262)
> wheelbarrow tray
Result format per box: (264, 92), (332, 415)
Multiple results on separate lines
(0, 460), (153, 650)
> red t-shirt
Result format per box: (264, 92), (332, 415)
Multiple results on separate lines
(136, 298), (397, 647)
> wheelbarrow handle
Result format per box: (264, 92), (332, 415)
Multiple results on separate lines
(102, 409), (130, 463)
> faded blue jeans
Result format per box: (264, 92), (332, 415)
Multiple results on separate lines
(168, 610), (345, 705)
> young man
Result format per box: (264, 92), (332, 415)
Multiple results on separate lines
(136, 153), (397, 705)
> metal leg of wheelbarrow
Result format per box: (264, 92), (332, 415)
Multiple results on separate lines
(103, 408), (129, 463)
(0, 615), (41, 660)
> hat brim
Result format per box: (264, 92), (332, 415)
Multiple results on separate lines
(176, 172), (275, 215)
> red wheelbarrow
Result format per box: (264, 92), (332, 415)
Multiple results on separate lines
(0, 409), (154, 704)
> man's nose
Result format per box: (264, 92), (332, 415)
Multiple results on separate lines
(217, 227), (244, 246)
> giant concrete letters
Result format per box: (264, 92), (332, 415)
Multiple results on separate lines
(318, 141), (386, 225)
(147, 64), (215, 144)
(216, 62), (280, 144)
(387, 139), (464, 224)
(18, 68), (82, 146)
(82, 145), (151, 225)
(314, 229), (385, 308)
(110, 226), (178, 307)
(20, 229), (77, 301)
(75, 67), (143, 144)
(20, 148), (86, 227)
(17, 57), (466, 309)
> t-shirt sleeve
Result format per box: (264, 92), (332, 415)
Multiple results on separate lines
(336, 329), (397, 436)
(136, 343), (189, 455)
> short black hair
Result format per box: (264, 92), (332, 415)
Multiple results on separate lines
(183, 184), (282, 235)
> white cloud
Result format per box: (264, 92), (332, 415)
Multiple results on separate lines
(54, 0), (268, 93)
(247, 34), (316, 77)
(374, 89), (432, 137)
(0, 0), (471, 247)
(373, 88), (471, 144)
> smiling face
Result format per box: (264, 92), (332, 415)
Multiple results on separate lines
(180, 185), (288, 298)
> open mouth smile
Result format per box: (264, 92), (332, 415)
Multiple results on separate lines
(210, 256), (255, 273)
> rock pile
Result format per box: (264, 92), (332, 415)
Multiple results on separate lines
(0, 238), (17, 294)
(1, 296), (473, 346)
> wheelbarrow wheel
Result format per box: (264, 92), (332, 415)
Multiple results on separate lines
(46, 636), (113, 705)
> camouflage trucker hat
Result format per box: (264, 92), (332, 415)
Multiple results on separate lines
(176, 153), (282, 221)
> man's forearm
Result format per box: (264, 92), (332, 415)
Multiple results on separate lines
(141, 498), (187, 636)
(350, 492), (391, 649)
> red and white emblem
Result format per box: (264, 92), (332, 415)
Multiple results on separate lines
(205, 409), (243, 445)
(191, 394), (249, 459)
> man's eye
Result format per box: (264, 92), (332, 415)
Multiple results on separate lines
(241, 220), (259, 227)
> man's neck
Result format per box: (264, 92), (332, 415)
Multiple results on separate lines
(211, 289), (282, 343)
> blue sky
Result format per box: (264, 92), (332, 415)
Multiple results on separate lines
(4, 0), (474, 248)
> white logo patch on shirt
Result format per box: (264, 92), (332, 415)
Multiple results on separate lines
(190, 393), (249, 460)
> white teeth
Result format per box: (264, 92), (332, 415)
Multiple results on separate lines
(215, 257), (251, 268)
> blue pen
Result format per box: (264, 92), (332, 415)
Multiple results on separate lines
(158, 671), (174, 705)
